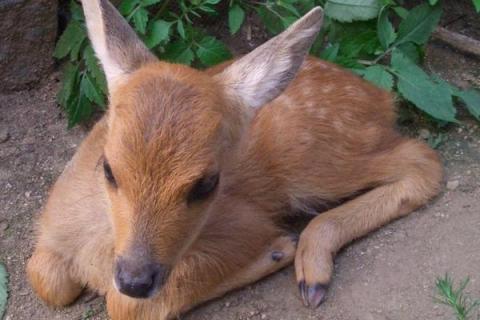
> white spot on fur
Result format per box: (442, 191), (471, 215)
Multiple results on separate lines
(333, 120), (343, 131)
(321, 85), (334, 94)
(306, 101), (316, 109)
(277, 94), (295, 108)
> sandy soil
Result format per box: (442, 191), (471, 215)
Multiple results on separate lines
(1, 7), (480, 320)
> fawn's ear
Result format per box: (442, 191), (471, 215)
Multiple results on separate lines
(81, 0), (156, 92)
(216, 7), (323, 109)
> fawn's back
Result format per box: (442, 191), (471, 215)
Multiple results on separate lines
(214, 57), (402, 215)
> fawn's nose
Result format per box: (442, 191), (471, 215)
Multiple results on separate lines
(114, 257), (168, 299)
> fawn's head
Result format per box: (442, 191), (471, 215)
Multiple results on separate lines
(82, 0), (322, 299)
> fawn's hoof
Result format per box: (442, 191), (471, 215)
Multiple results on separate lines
(298, 281), (328, 308)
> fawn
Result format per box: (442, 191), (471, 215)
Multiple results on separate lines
(26, 0), (443, 319)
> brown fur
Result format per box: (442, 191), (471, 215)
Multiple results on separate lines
(26, 2), (443, 319)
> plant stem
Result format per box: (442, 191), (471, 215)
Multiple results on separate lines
(154, 0), (172, 20)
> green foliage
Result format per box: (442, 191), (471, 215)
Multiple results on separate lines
(473, 0), (480, 12)
(229, 3), (245, 34)
(324, 0), (381, 23)
(391, 49), (456, 123)
(456, 89), (480, 120)
(435, 274), (480, 320)
(396, 2), (441, 46)
(0, 263), (8, 320)
(55, 0), (480, 127)
(362, 65), (393, 90)
(317, 1), (480, 123)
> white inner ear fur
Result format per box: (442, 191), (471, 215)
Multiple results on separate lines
(82, 0), (128, 92)
(216, 7), (323, 110)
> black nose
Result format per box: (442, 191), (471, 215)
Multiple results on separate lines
(114, 257), (168, 299)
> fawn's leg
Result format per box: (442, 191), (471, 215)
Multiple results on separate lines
(27, 247), (84, 307)
(295, 139), (443, 307)
(210, 235), (296, 298)
(27, 120), (112, 307)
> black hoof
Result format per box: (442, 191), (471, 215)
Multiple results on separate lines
(298, 281), (328, 308)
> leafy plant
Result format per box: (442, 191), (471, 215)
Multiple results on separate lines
(435, 274), (480, 320)
(0, 263), (8, 320)
(55, 0), (480, 126)
(319, 1), (480, 124)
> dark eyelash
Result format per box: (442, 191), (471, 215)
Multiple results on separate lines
(187, 173), (220, 204)
(103, 159), (117, 187)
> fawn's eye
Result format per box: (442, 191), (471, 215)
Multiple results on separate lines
(187, 173), (220, 204)
(103, 159), (117, 187)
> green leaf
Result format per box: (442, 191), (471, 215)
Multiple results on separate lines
(256, 6), (284, 35)
(133, 7), (149, 34)
(68, 93), (94, 128)
(145, 20), (172, 48)
(392, 6), (409, 19)
(119, 0), (140, 15)
(320, 43), (340, 61)
(69, 37), (85, 61)
(53, 20), (86, 59)
(281, 15), (298, 28)
(162, 40), (195, 65)
(278, 2), (300, 17)
(195, 36), (232, 67)
(362, 65), (393, 90)
(474, 0), (480, 12)
(70, 0), (84, 21)
(455, 89), (480, 120)
(428, 0), (439, 5)
(177, 20), (186, 39)
(82, 73), (105, 107)
(141, 0), (162, 6)
(228, 4), (245, 35)
(58, 63), (80, 107)
(338, 27), (381, 59)
(324, 0), (381, 23)
(377, 6), (396, 49)
(84, 46), (107, 95)
(67, 74), (99, 127)
(0, 263), (9, 320)
(397, 42), (421, 64)
(198, 5), (216, 13)
(396, 3), (442, 46)
(391, 49), (457, 122)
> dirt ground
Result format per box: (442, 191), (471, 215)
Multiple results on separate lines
(1, 6), (480, 320)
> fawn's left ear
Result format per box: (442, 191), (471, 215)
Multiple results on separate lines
(215, 7), (323, 109)
(81, 0), (157, 92)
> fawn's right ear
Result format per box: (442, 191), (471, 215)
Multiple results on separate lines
(81, 0), (157, 92)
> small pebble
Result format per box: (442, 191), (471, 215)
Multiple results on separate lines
(0, 221), (8, 232)
(419, 129), (430, 139)
(446, 180), (459, 190)
(0, 127), (9, 143)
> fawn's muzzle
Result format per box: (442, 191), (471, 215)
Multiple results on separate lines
(114, 256), (169, 299)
